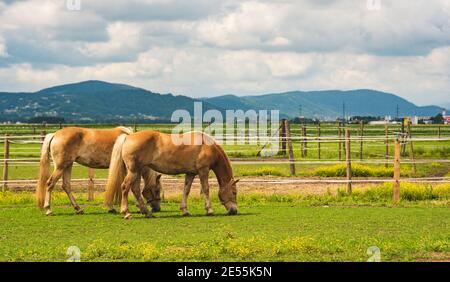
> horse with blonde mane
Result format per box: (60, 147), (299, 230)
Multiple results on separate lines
(105, 131), (238, 219)
(37, 126), (162, 216)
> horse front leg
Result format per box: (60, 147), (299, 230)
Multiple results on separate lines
(199, 169), (214, 216)
(180, 174), (195, 216)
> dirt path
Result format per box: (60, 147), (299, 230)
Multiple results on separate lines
(6, 175), (380, 196)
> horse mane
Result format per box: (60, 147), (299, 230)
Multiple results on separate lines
(184, 131), (233, 184)
(117, 126), (133, 134)
(212, 142), (234, 185)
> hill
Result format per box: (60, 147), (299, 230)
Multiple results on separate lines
(0, 80), (220, 123)
(0, 81), (443, 122)
(203, 90), (442, 120)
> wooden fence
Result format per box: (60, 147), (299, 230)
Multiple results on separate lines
(1, 122), (450, 203)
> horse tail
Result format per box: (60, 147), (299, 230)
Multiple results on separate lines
(36, 133), (55, 208)
(104, 134), (127, 209)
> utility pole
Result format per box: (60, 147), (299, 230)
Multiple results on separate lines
(342, 101), (346, 123)
(299, 104), (304, 124)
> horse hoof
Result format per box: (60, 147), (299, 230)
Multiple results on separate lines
(124, 214), (132, 220)
(206, 211), (215, 216)
(108, 209), (117, 214)
(46, 211), (54, 216)
(182, 212), (191, 217)
(76, 209), (84, 215)
(144, 213), (153, 218)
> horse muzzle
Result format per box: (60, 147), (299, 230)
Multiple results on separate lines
(148, 200), (161, 212)
(227, 207), (238, 215)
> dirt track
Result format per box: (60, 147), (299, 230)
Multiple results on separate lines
(5, 175), (379, 196)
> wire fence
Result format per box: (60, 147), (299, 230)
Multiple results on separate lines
(1, 122), (450, 193)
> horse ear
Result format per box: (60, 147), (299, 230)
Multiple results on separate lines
(233, 179), (240, 185)
(156, 174), (162, 181)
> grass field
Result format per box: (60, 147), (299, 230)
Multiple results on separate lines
(1, 186), (449, 262)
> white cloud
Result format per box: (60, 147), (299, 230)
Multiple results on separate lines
(80, 22), (143, 58)
(0, 35), (7, 57)
(0, 0), (449, 105)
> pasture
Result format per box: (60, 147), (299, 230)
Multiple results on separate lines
(1, 188), (449, 262)
(0, 123), (449, 262)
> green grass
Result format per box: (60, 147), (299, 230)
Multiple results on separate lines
(1, 185), (449, 262)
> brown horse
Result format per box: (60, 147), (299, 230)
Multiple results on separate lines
(36, 127), (162, 216)
(105, 131), (238, 219)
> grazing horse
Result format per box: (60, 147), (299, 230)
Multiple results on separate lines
(36, 127), (162, 216)
(105, 130), (239, 219)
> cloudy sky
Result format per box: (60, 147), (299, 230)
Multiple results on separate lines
(0, 0), (449, 106)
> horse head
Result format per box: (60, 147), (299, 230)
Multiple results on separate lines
(142, 174), (162, 212)
(219, 179), (239, 215)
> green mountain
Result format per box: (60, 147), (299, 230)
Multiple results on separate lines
(0, 81), (443, 122)
(0, 80), (221, 123)
(203, 90), (443, 120)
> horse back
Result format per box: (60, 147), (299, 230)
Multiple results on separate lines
(50, 127), (126, 168)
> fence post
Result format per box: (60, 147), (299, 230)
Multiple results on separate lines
(338, 123), (342, 160)
(42, 121), (47, 134)
(303, 125), (307, 157)
(280, 119), (287, 155)
(40, 131), (46, 148)
(317, 122), (321, 160)
(393, 138), (401, 204)
(59, 122), (62, 129)
(359, 121), (364, 160)
(342, 122), (346, 159)
(438, 126), (441, 139)
(385, 123), (389, 168)
(284, 120), (296, 175)
(300, 125), (304, 157)
(3, 134), (9, 192)
(345, 129), (352, 194)
(407, 123), (416, 175)
(401, 120), (406, 156)
(88, 168), (95, 201)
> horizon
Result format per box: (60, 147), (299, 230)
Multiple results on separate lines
(1, 79), (447, 108)
(0, 1), (449, 106)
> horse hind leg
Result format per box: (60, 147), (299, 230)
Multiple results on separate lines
(120, 170), (145, 219)
(43, 167), (64, 216)
(61, 165), (83, 214)
(130, 173), (152, 218)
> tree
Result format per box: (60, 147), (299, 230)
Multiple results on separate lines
(431, 113), (444, 124)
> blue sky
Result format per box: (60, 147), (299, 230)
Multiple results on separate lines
(0, 0), (449, 106)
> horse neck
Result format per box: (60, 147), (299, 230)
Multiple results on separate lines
(212, 146), (233, 187)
